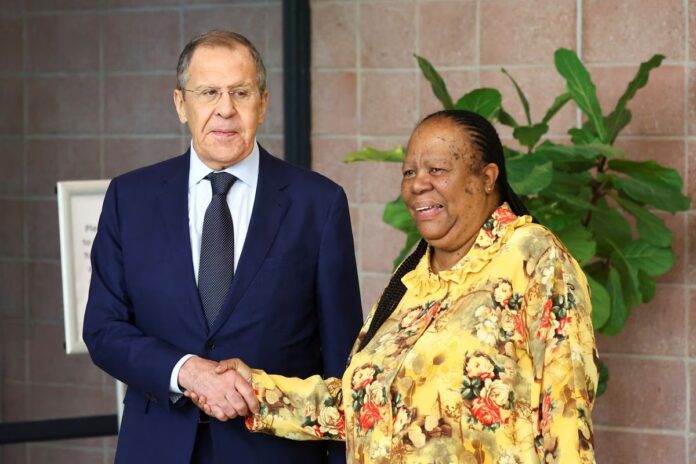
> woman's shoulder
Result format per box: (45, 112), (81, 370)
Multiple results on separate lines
(505, 220), (585, 272)
(507, 220), (567, 252)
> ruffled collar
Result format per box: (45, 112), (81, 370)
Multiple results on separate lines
(401, 203), (531, 297)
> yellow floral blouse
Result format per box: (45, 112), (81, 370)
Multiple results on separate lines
(246, 204), (599, 464)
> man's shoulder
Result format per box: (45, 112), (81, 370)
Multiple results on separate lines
(261, 148), (342, 196)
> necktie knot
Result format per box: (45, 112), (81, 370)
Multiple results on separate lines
(206, 172), (236, 196)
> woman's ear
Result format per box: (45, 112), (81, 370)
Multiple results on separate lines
(482, 162), (499, 193)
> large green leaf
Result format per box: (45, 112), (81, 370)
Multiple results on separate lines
(535, 142), (623, 161)
(608, 159), (691, 212)
(586, 274), (610, 330)
(497, 107), (519, 128)
(551, 192), (597, 214)
(599, 267), (628, 335)
(530, 209), (575, 233)
(383, 195), (414, 232)
(609, 159), (683, 188)
(604, 54), (664, 143)
(415, 54), (454, 109)
(382, 196), (421, 269)
(506, 155), (553, 195)
(614, 55), (665, 112)
(609, 174), (691, 213)
(513, 123), (549, 150)
(609, 243), (642, 308)
(588, 199), (632, 254)
(568, 127), (597, 145)
(596, 359), (609, 397)
(552, 158), (597, 173)
(393, 231), (421, 270)
(604, 108), (632, 144)
(502, 68), (532, 124)
(544, 171), (593, 196)
(614, 195), (672, 247)
(637, 269), (656, 303)
(344, 146), (405, 163)
(556, 225), (596, 264)
(621, 240), (674, 277)
(554, 48), (607, 142)
(542, 92), (572, 124)
(454, 88), (502, 120)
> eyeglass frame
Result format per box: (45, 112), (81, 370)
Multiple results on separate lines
(179, 86), (262, 106)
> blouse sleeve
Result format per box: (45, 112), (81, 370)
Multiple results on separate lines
(525, 241), (599, 463)
(245, 370), (346, 442)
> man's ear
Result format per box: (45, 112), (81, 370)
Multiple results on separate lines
(257, 90), (269, 125)
(173, 89), (187, 124)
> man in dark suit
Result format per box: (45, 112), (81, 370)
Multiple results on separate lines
(83, 30), (363, 464)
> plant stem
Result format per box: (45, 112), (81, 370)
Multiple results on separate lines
(581, 156), (608, 227)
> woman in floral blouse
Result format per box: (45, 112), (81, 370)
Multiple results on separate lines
(190, 110), (599, 463)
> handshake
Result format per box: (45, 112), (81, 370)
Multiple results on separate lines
(178, 356), (259, 421)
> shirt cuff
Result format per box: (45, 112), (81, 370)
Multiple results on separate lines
(170, 354), (195, 394)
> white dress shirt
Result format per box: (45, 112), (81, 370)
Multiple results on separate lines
(169, 141), (260, 394)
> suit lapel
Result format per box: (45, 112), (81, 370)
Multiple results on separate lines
(156, 151), (209, 334)
(209, 148), (291, 337)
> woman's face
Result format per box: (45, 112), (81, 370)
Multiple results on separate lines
(401, 117), (499, 262)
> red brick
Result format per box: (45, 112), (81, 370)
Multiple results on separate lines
(480, 0), (576, 65)
(29, 323), (103, 386)
(26, 14), (99, 72)
(597, 285), (685, 356)
(104, 75), (180, 134)
(583, 0), (684, 63)
(360, 204), (408, 274)
(312, 71), (357, 135)
(312, 137), (359, 204)
(592, 65), (684, 136)
(593, 356), (685, 429)
(27, 77), (99, 134)
(312, 2), (357, 68)
(418, 0), (476, 67)
(104, 11), (180, 71)
(361, 71), (418, 136)
(360, 1), (416, 68)
(595, 430), (685, 464)
(104, 138), (183, 179)
(0, 139), (24, 195)
(0, 200), (24, 258)
(25, 199), (60, 260)
(26, 139), (101, 196)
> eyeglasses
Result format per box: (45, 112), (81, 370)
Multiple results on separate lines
(181, 87), (258, 106)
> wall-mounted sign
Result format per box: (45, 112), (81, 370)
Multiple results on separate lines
(57, 179), (110, 355)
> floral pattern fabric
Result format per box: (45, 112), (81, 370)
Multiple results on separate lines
(246, 203), (599, 464)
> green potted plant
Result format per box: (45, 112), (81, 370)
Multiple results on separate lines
(345, 48), (692, 395)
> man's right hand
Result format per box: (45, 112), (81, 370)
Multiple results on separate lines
(177, 356), (258, 421)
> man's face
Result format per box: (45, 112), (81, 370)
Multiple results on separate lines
(173, 45), (268, 170)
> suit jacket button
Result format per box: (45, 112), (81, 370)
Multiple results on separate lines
(206, 340), (215, 350)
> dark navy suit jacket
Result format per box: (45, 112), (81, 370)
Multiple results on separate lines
(83, 146), (363, 463)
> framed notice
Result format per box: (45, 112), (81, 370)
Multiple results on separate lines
(57, 179), (110, 355)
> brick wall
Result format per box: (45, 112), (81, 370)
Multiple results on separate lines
(309, 1), (696, 462)
(0, 1), (282, 462)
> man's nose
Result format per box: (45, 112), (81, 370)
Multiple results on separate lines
(215, 92), (237, 117)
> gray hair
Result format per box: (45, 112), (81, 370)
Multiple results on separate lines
(176, 30), (267, 93)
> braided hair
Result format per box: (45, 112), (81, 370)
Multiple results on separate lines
(357, 109), (530, 351)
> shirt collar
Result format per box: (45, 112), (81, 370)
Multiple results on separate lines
(401, 203), (532, 296)
(188, 140), (260, 190)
